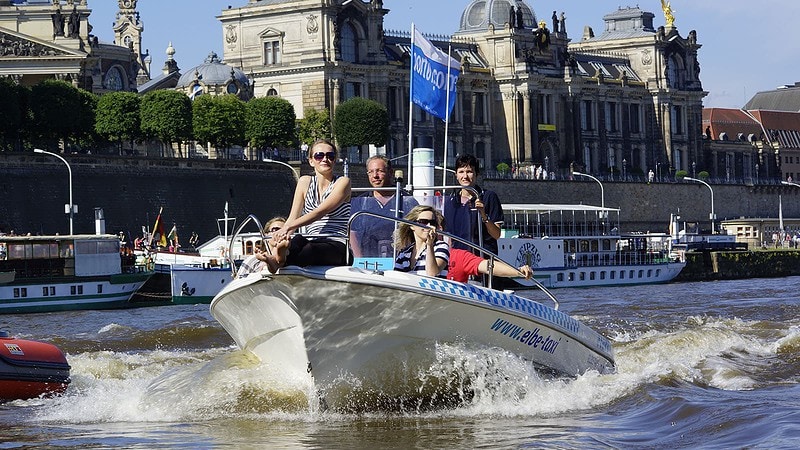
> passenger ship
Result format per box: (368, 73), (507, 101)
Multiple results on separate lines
(497, 204), (685, 288)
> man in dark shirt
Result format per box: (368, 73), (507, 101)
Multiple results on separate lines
(443, 154), (503, 255)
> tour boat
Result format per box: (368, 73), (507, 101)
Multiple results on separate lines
(210, 216), (616, 411)
(0, 234), (152, 314)
(497, 203), (686, 288)
(0, 332), (70, 401)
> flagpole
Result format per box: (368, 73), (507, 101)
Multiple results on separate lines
(442, 42), (453, 187)
(407, 23), (416, 191)
(148, 206), (163, 248)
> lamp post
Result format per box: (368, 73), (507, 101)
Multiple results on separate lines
(622, 159), (627, 181)
(34, 148), (74, 235)
(572, 171), (604, 209)
(782, 181), (800, 189)
(692, 161), (696, 178)
(263, 158), (299, 180)
(684, 176), (716, 234)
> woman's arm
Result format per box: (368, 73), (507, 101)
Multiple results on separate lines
(478, 259), (532, 279)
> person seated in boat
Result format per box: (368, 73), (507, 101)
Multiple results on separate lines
(236, 216), (286, 276)
(393, 205), (449, 277)
(260, 139), (351, 273)
(350, 155), (418, 258)
(446, 248), (533, 284)
(443, 153), (503, 256)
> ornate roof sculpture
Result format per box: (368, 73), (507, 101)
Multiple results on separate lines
(176, 51), (252, 100)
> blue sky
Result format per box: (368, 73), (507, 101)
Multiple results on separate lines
(86, 0), (800, 109)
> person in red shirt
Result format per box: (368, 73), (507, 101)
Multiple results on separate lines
(447, 248), (533, 283)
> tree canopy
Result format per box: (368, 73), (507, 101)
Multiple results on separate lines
(193, 94), (246, 154)
(245, 96), (296, 149)
(297, 108), (332, 147)
(95, 91), (141, 154)
(140, 90), (193, 157)
(333, 97), (389, 147)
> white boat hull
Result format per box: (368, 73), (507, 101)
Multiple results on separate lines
(169, 265), (233, 304)
(210, 266), (615, 409)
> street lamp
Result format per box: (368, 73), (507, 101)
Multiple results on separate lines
(34, 148), (74, 235)
(622, 159), (627, 181)
(684, 176), (716, 234)
(572, 171), (604, 209)
(782, 181), (800, 189)
(263, 158), (299, 180)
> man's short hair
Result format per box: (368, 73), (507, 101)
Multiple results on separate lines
(365, 155), (392, 171)
(455, 154), (480, 174)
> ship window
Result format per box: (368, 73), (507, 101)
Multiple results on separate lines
(50, 287), (55, 295)
(620, 270), (625, 279)
(557, 273), (564, 281)
(636, 270), (642, 278)
(610, 271), (615, 279)
(97, 284), (103, 294)
(600, 271), (605, 280)
(579, 272), (586, 281)
(656, 269), (661, 277)
(568, 272), (574, 281)
(14, 288), (27, 298)
(590, 272), (596, 280)
(647, 269), (652, 277)
(42, 287), (49, 296)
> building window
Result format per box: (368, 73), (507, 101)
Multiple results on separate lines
(264, 40), (281, 65)
(266, 88), (278, 96)
(629, 103), (641, 134)
(474, 92), (485, 125)
(341, 23), (358, 62)
(103, 67), (124, 91)
(671, 105), (684, 135)
(581, 100), (594, 130)
(605, 101), (618, 132)
(345, 82), (361, 100)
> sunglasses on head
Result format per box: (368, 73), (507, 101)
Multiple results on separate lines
(312, 151), (336, 161)
(416, 218), (437, 227)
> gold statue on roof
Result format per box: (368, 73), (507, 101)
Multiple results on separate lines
(661, 0), (675, 27)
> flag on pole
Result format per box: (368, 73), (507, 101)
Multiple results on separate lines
(167, 224), (178, 246)
(151, 208), (167, 248)
(410, 29), (461, 121)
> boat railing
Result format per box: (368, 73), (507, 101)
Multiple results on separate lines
(347, 210), (560, 310)
(565, 248), (675, 268)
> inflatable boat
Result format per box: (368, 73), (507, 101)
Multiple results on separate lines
(0, 332), (71, 401)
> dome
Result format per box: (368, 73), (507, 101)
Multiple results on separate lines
(176, 51), (250, 89)
(458, 0), (537, 33)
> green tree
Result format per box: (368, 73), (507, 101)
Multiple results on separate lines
(140, 90), (192, 157)
(333, 97), (389, 147)
(29, 80), (84, 151)
(193, 94), (246, 158)
(245, 96), (296, 153)
(674, 169), (688, 180)
(95, 91), (141, 155)
(72, 88), (99, 153)
(0, 79), (25, 151)
(297, 108), (332, 147)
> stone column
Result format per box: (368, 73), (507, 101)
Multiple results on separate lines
(522, 92), (532, 162)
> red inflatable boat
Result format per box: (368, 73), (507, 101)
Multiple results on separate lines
(0, 332), (71, 401)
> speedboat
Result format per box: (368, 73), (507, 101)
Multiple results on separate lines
(0, 331), (70, 401)
(210, 215), (615, 411)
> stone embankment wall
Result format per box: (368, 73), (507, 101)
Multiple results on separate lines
(675, 250), (800, 281)
(0, 154), (295, 242)
(2, 154), (800, 240)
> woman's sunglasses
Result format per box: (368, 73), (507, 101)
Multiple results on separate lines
(416, 218), (437, 227)
(312, 151), (336, 161)
(268, 226), (281, 232)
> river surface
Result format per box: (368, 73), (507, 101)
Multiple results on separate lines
(2, 277), (799, 448)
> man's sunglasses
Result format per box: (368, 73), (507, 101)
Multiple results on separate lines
(416, 218), (437, 227)
(312, 151), (336, 161)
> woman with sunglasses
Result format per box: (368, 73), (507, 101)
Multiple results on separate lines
(261, 139), (351, 273)
(236, 216), (286, 276)
(393, 205), (449, 277)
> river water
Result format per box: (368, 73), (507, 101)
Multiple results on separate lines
(2, 277), (799, 448)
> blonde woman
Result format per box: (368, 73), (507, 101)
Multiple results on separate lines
(261, 139), (351, 273)
(237, 216), (286, 276)
(394, 205), (449, 277)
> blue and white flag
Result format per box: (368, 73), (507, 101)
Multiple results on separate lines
(411, 29), (460, 121)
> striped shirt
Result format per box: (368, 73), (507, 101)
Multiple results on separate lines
(301, 175), (350, 244)
(394, 240), (450, 276)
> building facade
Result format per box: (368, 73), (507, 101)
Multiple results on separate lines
(218, 0), (705, 177)
(0, 0), (149, 93)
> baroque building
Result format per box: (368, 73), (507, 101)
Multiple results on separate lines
(0, 0), (149, 93)
(219, 0), (705, 177)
